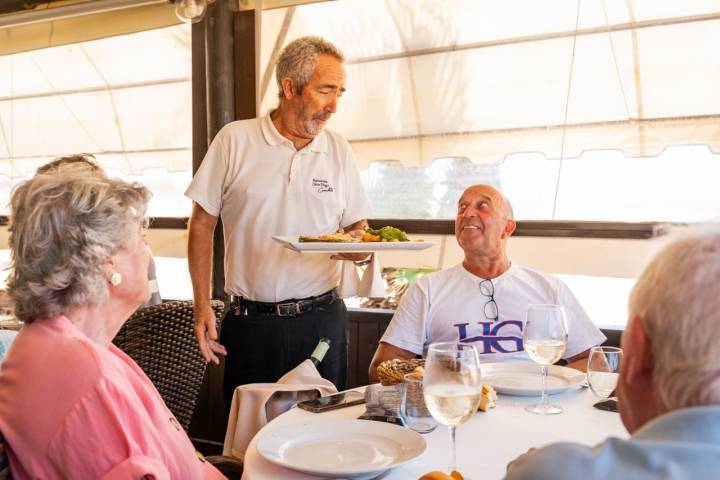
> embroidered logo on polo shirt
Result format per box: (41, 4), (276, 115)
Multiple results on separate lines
(312, 178), (334, 193)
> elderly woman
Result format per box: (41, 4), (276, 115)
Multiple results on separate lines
(0, 166), (224, 479)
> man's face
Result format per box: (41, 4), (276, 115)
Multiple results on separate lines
(289, 54), (346, 138)
(455, 185), (514, 257)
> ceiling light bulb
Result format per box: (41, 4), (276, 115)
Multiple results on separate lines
(175, 0), (206, 24)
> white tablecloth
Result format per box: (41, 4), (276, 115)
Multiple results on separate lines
(242, 386), (627, 480)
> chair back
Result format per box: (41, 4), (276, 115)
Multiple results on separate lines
(113, 300), (224, 430)
(0, 431), (12, 480)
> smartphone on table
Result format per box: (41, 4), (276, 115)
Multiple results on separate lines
(297, 391), (365, 413)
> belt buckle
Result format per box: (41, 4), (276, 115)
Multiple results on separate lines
(276, 302), (299, 316)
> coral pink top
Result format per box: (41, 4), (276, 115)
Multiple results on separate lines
(0, 315), (225, 479)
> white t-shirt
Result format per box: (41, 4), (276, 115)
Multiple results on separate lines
(185, 115), (372, 302)
(381, 263), (606, 362)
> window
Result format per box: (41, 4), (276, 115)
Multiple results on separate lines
(0, 24), (193, 217)
(259, 0), (720, 222)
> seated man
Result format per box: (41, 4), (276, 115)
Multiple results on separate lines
(504, 228), (720, 479)
(369, 184), (604, 381)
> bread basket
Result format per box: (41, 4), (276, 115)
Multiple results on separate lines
(376, 358), (425, 386)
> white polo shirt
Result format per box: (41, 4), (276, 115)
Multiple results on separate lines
(185, 114), (372, 302)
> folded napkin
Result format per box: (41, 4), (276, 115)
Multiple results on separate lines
(338, 254), (386, 298)
(222, 359), (338, 460)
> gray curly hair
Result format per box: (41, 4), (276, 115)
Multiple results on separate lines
(7, 164), (151, 323)
(629, 227), (720, 410)
(276, 36), (344, 98)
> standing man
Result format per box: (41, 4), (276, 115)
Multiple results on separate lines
(186, 36), (371, 404)
(369, 184), (605, 381)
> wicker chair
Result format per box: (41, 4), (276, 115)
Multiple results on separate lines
(113, 300), (225, 431)
(0, 432), (12, 480)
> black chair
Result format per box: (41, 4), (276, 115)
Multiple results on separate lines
(113, 300), (225, 431)
(0, 432), (12, 480)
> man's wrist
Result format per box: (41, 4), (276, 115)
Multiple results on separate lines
(354, 254), (373, 266)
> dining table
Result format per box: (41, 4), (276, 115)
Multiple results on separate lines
(241, 384), (627, 479)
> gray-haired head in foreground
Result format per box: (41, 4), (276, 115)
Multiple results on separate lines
(276, 36), (344, 98)
(36, 153), (103, 176)
(7, 165), (150, 323)
(629, 226), (720, 410)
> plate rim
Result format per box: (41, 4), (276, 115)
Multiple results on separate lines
(272, 235), (435, 253)
(256, 418), (427, 476)
(481, 362), (585, 396)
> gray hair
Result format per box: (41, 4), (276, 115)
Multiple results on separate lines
(629, 227), (720, 410)
(7, 165), (151, 323)
(36, 154), (102, 176)
(276, 36), (344, 98)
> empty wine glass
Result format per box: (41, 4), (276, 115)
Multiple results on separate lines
(423, 342), (482, 473)
(524, 304), (568, 415)
(587, 346), (622, 398)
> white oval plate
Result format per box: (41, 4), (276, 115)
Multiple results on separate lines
(272, 235), (434, 254)
(256, 419), (427, 479)
(481, 362), (585, 396)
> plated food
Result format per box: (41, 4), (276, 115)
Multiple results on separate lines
(298, 231), (356, 242)
(299, 225), (411, 243)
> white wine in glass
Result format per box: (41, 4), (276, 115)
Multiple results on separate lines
(524, 304), (568, 415)
(423, 342), (482, 474)
(525, 339), (567, 365)
(423, 384), (481, 427)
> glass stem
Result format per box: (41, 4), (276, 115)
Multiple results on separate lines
(540, 365), (549, 408)
(449, 425), (457, 473)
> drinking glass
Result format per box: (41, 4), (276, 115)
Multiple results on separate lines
(399, 372), (438, 434)
(423, 342), (482, 473)
(587, 346), (622, 398)
(523, 304), (568, 415)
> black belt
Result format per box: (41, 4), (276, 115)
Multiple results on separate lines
(228, 288), (339, 317)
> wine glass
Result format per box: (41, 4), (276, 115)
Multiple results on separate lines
(587, 346), (622, 398)
(523, 304), (568, 415)
(423, 342), (482, 474)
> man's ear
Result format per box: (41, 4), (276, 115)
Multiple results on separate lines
(502, 218), (516, 239)
(282, 77), (295, 100)
(624, 315), (654, 383)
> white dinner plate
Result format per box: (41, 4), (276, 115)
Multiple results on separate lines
(272, 235), (434, 254)
(256, 419), (427, 479)
(481, 363), (585, 396)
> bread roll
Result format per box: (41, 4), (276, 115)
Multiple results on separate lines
(418, 471), (464, 480)
(478, 384), (497, 412)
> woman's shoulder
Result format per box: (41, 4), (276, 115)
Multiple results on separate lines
(5, 317), (133, 400)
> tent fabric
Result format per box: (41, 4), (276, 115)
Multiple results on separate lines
(260, 0), (720, 167)
(0, 0), (719, 220)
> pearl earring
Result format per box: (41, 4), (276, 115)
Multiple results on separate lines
(109, 272), (122, 286)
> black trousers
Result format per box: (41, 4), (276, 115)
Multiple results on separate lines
(219, 296), (348, 409)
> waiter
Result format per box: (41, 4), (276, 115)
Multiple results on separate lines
(185, 36), (371, 405)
